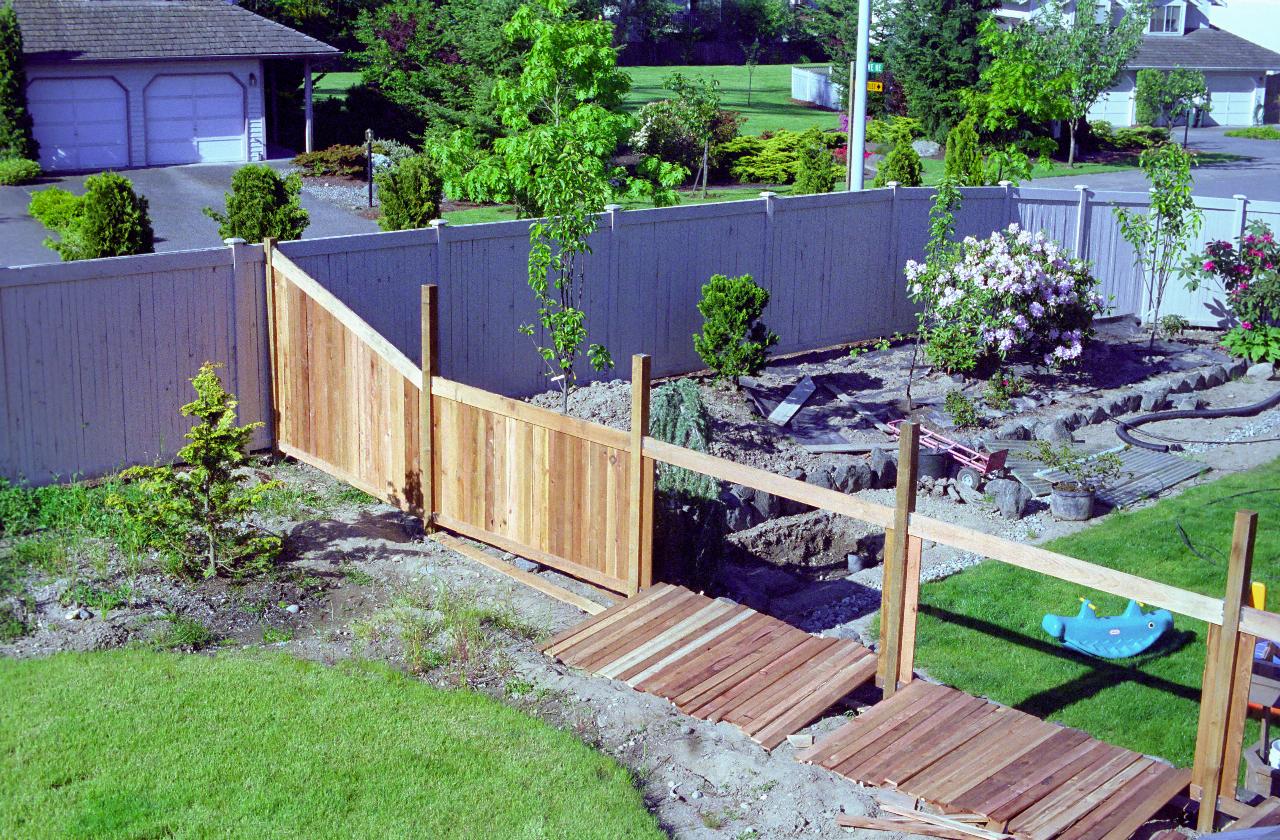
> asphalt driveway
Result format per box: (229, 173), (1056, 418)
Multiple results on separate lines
(1031, 126), (1280, 200)
(0, 160), (379, 268)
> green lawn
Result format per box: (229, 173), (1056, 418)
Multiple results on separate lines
(312, 70), (360, 102)
(0, 652), (663, 839)
(913, 457), (1280, 768)
(442, 183), (788, 225)
(919, 157), (1141, 186)
(623, 64), (840, 136)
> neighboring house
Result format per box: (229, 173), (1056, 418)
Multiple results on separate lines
(997, 0), (1280, 127)
(10, 0), (338, 173)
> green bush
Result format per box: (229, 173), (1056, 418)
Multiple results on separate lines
(716, 129), (844, 185)
(0, 156), (38, 185)
(792, 129), (839, 195)
(1225, 126), (1280, 141)
(375, 155), (443, 232)
(1109, 126), (1170, 151)
(873, 123), (923, 187)
(866, 116), (923, 146)
(944, 390), (981, 429)
(107, 363), (281, 580)
(31, 172), (153, 261)
(203, 164), (309, 243)
(292, 144), (366, 178)
(1135, 69), (1162, 127)
(693, 273), (778, 383)
(943, 113), (983, 186)
(0, 3), (35, 160)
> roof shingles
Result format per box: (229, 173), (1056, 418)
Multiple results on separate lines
(1132, 26), (1280, 72)
(13, 0), (339, 62)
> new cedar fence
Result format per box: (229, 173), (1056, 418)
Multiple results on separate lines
(266, 245), (1271, 830)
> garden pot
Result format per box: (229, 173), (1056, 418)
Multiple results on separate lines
(1050, 484), (1094, 521)
(917, 448), (950, 481)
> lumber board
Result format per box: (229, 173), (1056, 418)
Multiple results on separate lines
(981, 741), (1120, 826)
(697, 636), (835, 722)
(767, 375), (817, 425)
(797, 679), (940, 767)
(541, 584), (674, 656)
(949, 728), (1093, 813)
(1006, 749), (1141, 836)
(883, 706), (1008, 789)
(877, 803), (1012, 840)
(1063, 764), (1190, 840)
(618, 604), (751, 685)
(826, 689), (978, 774)
(675, 627), (811, 713)
(835, 814), (974, 839)
(640, 614), (777, 697)
(750, 648), (877, 747)
(430, 533), (607, 615)
(1228, 796), (1280, 829)
(567, 590), (706, 669)
(850, 693), (992, 783)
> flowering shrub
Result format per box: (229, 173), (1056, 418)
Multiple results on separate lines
(1192, 221), (1280, 358)
(906, 223), (1106, 372)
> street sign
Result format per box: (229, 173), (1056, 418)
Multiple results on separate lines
(868, 61), (884, 73)
(867, 81), (884, 92)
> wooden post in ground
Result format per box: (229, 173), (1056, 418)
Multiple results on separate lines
(1193, 510), (1258, 831)
(628, 354), (653, 596)
(420, 285), (439, 532)
(262, 236), (281, 453)
(878, 422), (920, 697)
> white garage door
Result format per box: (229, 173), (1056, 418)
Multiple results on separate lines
(145, 74), (246, 165)
(1089, 74), (1135, 127)
(27, 77), (129, 171)
(1206, 73), (1259, 126)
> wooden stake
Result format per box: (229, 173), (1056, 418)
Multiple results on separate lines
(879, 421), (919, 696)
(1193, 510), (1258, 831)
(262, 236), (281, 453)
(420, 285), (439, 532)
(628, 354), (653, 596)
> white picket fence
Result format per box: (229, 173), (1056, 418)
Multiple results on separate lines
(3, 185), (1276, 484)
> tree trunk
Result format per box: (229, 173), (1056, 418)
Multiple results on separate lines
(701, 141), (710, 198)
(1067, 119), (1078, 167)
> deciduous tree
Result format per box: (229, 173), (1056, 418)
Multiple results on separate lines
(0, 1), (36, 161)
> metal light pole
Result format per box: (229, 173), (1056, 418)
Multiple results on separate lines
(848, 0), (872, 191)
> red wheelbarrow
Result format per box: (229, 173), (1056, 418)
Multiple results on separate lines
(887, 419), (1009, 490)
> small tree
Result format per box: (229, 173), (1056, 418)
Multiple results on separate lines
(693, 273), (778, 384)
(375, 155), (443, 231)
(873, 122), (922, 187)
(108, 363), (282, 579)
(0, 1), (36, 160)
(666, 72), (722, 197)
(1114, 142), (1202, 352)
(650, 379), (719, 500)
(793, 128), (838, 194)
(32, 172), (154, 261)
(1136, 67), (1207, 144)
(204, 165), (309, 243)
(943, 113), (984, 186)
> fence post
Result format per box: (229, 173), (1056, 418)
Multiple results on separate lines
(429, 219), (448, 294)
(1234, 194), (1249, 239)
(1073, 185), (1091, 260)
(628, 354), (653, 596)
(261, 236), (281, 454)
(420, 285), (439, 532)
(878, 421), (920, 697)
(1000, 180), (1013, 228)
(1192, 510), (1258, 831)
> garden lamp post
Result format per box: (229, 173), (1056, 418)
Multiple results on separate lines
(847, 0), (872, 191)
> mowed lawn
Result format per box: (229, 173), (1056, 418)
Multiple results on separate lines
(913, 457), (1280, 768)
(0, 652), (663, 840)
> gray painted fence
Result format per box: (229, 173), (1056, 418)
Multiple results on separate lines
(4, 185), (1277, 485)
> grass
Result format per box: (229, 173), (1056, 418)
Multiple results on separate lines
(1225, 126), (1280, 141)
(0, 651), (663, 839)
(443, 183), (787, 225)
(912, 456), (1280, 768)
(623, 64), (840, 136)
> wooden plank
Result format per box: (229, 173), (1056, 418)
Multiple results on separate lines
(909, 715), (1049, 803)
(1065, 764), (1190, 840)
(262, 238), (281, 450)
(1228, 796), (1280, 830)
(883, 706), (1010, 790)
(880, 422), (919, 697)
(432, 376), (630, 450)
(753, 651), (878, 749)
(727, 640), (853, 730)
(850, 693), (994, 784)
(1222, 629), (1257, 799)
(979, 740), (1120, 826)
(697, 636), (835, 722)
(676, 627), (814, 714)
(430, 533), (607, 615)
(1019, 756), (1155, 840)
(877, 803), (1012, 840)
(621, 606), (755, 686)
(949, 728), (1093, 813)
(628, 355), (651, 596)
(420, 285), (438, 531)
(898, 532), (923, 686)
(796, 680), (942, 767)
(594, 599), (734, 678)
(1006, 749), (1142, 836)
(835, 814), (974, 839)
(826, 689), (983, 775)
(568, 589), (707, 669)
(541, 584), (675, 656)
(767, 375), (817, 425)
(640, 613), (777, 698)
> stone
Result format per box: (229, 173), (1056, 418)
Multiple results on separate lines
(911, 139), (941, 157)
(781, 469), (813, 515)
(512, 557), (541, 573)
(805, 469), (835, 491)
(1184, 371), (1208, 391)
(1084, 404), (1108, 425)
(1010, 396), (1039, 413)
(995, 420), (1029, 440)
(690, 790), (703, 800)
(1247, 362), (1276, 381)
(1226, 358), (1249, 378)
(721, 490), (762, 532)
(1204, 365), (1229, 387)
(946, 484), (962, 502)
(787, 733), (815, 749)
(1139, 387), (1170, 412)
(846, 553), (868, 573)
(1035, 418), (1072, 442)
(285, 604), (301, 614)
(1059, 410), (1088, 430)
(956, 483), (986, 506)
(1167, 375), (1193, 395)
(1100, 395), (1130, 417)
(1174, 395), (1208, 411)
(987, 478), (1032, 519)
(744, 487), (781, 521)
(869, 448), (897, 488)
(832, 462), (872, 493)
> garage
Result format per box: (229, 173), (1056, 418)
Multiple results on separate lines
(1205, 73), (1261, 127)
(1088, 74), (1134, 127)
(145, 74), (247, 165)
(27, 77), (129, 172)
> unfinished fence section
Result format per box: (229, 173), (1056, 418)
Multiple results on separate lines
(266, 252), (653, 596)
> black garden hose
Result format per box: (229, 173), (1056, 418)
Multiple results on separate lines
(1115, 387), (1280, 452)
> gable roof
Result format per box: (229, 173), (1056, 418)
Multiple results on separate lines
(1132, 26), (1280, 72)
(12, 0), (340, 63)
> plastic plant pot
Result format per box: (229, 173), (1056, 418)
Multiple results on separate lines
(1049, 484), (1094, 521)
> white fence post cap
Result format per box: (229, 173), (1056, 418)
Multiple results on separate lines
(223, 237), (247, 246)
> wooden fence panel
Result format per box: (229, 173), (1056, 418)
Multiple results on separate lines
(270, 251), (423, 513)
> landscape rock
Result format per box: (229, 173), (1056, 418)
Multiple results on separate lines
(1035, 418), (1072, 442)
(911, 139), (941, 157)
(1167, 375), (1193, 394)
(831, 462), (873, 493)
(869, 449), (897, 488)
(1174, 395), (1208, 411)
(805, 469), (835, 492)
(995, 420), (1029, 440)
(512, 557), (541, 573)
(1084, 404), (1108, 425)
(987, 478), (1032, 519)
(1247, 362), (1276, 381)
(1100, 395), (1130, 417)
(1140, 387), (1170, 412)
(781, 470), (812, 515)
(1204, 365), (1229, 387)
(956, 483), (986, 506)
(285, 604), (301, 614)
(1226, 358), (1249, 378)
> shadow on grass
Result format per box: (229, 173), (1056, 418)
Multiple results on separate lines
(920, 603), (1201, 718)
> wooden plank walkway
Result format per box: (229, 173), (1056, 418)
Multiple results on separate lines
(1226, 796), (1280, 830)
(797, 681), (1192, 840)
(540, 583), (878, 749)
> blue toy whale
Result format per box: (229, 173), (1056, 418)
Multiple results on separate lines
(1042, 599), (1173, 659)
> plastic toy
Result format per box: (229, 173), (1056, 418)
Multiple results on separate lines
(1041, 599), (1173, 659)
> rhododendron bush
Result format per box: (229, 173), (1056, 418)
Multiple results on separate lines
(1191, 220), (1280, 363)
(906, 223), (1107, 373)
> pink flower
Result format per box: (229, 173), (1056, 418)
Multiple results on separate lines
(1243, 321), (1254, 330)
(1203, 260), (1216, 271)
